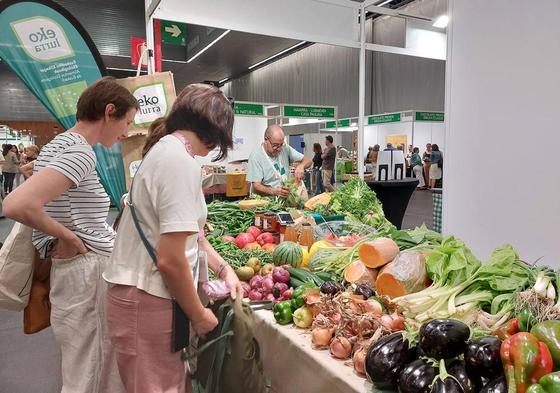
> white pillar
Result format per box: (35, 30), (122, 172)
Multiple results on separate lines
(357, 5), (366, 179)
(444, 0), (560, 264)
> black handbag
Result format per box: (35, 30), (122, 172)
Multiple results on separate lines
(126, 160), (190, 353)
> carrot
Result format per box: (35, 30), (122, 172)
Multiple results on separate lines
(343, 261), (377, 286)
(375, 252), (428, 298)
(358, 237), (399, 268)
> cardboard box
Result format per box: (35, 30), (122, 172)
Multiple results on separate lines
(226, 172), (249, 197)
(121, 134), (146, 191)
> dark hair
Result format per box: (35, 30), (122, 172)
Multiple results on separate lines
(413, 147), (419, 153)
(373, 144), (380, 152)
(326, 135), (333, 144)
(2, 144), (12, 157)
(76, 76), (139, 122)
(313, 143), (322, 154)
(432, 144), (440, 151)
(143, 83), (234, 162)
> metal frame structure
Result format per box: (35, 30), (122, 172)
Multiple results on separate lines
(144, 0), (444, 179)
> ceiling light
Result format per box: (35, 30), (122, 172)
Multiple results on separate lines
(219, 77), (229, 84)
(432, 15), (449, 28)
(187, 30), (230, 63)
(248, 41), (307, 70)
(377, 0), (392, 6)
(107, 67), (146, 73)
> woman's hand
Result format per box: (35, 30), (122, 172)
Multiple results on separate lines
(191, 308), (218, 337)
(220, 265), (243, 300)
(52, 231), (87, 259)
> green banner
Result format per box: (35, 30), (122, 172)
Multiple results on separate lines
(234, 102), (264, 116)
(415, 111), (444, 122)
(368, 113), (401, 124)
(0, 0), (125, 206)
(325, 119), (351, 128)
(284, 105), (335, 118)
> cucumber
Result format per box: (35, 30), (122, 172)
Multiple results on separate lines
(288, 268), (324, 286)
(289, 277), (306, 288)
(315, 271), (337, 282)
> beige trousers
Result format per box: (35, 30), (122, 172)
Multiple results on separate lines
(322, 169), (335, 192)
(50, 253), (125, 393)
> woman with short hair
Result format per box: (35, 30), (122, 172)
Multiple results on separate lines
(103, 83), (242, 392)
(312, 142), (324, 195)
(4, 77), (138, 393)
(429, 144), (443, 189)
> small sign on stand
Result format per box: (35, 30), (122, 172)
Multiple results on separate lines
(377, 150), (406, 180)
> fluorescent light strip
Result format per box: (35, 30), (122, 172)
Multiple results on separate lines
(432, 15), (449, 28)
(219, 77), (230, 84)
(248, 41), (307, 70)
(187, 30), (230, 63)
(377, 0), (392, 6)
(107, 67), (146, 73)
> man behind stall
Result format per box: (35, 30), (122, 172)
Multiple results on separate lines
(247, 124), (312, 198)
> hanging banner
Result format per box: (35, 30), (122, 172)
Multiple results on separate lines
(0, 0), (126, 206)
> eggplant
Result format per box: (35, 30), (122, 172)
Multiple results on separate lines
(464, 336), (502, 379)
(365, 332), (416, 390)
(398, 359), (437, 393)
(354, 284), (374, 299)
(431, 377), (464, 393)
(419, 319), (470, 359)
(480, 375), (507, 393)
(320, 281), (342, 295)
(447, 359), (482, 393)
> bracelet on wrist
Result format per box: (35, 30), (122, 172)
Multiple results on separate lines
(217, 262), (228, 278)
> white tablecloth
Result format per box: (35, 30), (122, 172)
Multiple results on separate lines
(253, 309), (372, 393)
(202, 173), (227, 189)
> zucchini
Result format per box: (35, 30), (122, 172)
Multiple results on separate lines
(288, 267), (324, 286)
(315, 271), (337, 282)
(289, 277), (306, 288)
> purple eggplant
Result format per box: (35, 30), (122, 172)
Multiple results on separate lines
(464, 336), (502, 379)
(419, 319), (470, 359)
(398, 359), (437, 393)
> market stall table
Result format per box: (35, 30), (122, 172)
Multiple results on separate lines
(202, 172), (227, 195)
(367, 178), (419, 229)
(253, 309), (371, 393)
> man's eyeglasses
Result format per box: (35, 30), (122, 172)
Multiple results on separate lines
(266, 138), (284, 150)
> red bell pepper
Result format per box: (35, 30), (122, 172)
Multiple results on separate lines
(500, 332), (554, 393)
(493, 318), (520, 341)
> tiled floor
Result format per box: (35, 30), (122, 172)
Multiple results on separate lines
(0, 191), (434, 392)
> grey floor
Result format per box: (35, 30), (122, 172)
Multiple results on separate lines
(0, 191), (433, 392)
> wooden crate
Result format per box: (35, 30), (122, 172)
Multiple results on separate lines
(226, 173), (249, 197)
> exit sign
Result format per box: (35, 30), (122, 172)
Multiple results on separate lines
(160, 20), (186, 45)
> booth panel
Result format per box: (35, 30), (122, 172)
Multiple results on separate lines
(413, 122), (445, 153)
(363, 125), (378, 156)
(376, 121), (413, 149)
(303, 133), (342, 157)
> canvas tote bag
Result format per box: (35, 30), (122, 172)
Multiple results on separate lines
(0, 222), (36, 311)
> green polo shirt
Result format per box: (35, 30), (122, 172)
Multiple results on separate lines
(247, 144), (304, 189)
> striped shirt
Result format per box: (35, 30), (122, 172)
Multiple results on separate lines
(32, 132), (115, 257)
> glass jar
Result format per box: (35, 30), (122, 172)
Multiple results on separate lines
(254, 210), (265, 229)
(263, 211), (276, 232)
(284, 225), (298, 243)
(279, 224), (287, 243)
(299, 223), (314, 249)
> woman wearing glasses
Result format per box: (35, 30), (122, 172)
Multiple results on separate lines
(247, 124), (312, 198)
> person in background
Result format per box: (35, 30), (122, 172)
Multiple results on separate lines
(423, 143), (432, 186)
(2, 144), (19, 195)
(429, 144), (443, 189)
(367, 144), (380, 178)
(312, 142), (324, 195)
(19, 145), (40, 180)
(322, 136), (336, 192)
(103, 84), (242, 392)
(410, 147), (426, 189)
(384, 143), (394, 151)
(337, 145), (349, 159)
(247, 124), (312, 198)
(397, 144), (404, 151)
(3, 77), (138, 393)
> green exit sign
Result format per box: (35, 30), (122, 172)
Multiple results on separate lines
(415, 111), (444, 122)
(160, 20), (186, 45)
(368, 113), (401, 124)
(234, 102), (264, 116)
(325, 119), (351, 128)
(284, 105), (335, 119)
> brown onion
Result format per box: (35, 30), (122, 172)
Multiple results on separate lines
(330, 336), (352, 359)
(390, 311), (405, 331)
(312, 327), (334, 347)
(379, 314), (395, 330)
(353, 346), (368, 375)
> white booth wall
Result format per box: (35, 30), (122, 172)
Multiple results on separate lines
(444, 0), (560, 265)
(303, 132), (343, 157)
(413, 121), (445, 153)
(195, 116), (268, 165)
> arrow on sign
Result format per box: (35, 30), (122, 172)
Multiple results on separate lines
(164, 24), (181, 38)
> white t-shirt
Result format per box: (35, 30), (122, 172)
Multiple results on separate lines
(32, 132), (114, 257)
(103, 135), (207, 299)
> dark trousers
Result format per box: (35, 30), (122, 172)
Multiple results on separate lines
(3, 172), (16, 193)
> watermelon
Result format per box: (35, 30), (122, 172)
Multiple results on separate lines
(272, 241), (303, 267)
(309, 248), (341, 271)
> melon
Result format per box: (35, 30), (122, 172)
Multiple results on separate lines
(300, 247), (310, 268)
(272, 241), (304, 267)
(309, 240), (334, 259)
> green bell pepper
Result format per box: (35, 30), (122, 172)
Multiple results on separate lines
(520, 308), (537, 332)
(291, 283), (317, 310)
(274, 301), (293, 325)
(527, 372), (560, 393)
(532, 321), (560, 369)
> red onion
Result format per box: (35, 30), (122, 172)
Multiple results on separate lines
(272, 267), (290, 284)
(261, 276), (274, 293)
(281, 288), (293, 300)
(248, 289), (263, 301)
(249, 275), (264, 290)
(241, 283), (251, 298)
(265, 293), (276, 301)
(272, 282), (289, 298)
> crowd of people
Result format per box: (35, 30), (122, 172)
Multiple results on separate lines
(0, 143), (40, 195)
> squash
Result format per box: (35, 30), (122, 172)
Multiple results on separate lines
(358, 237), (399, 268)
(375, 252), (428, 299)
(343, 261), (378, 286)
(238, 199), (269, 210)
(304, 192), (331, 210)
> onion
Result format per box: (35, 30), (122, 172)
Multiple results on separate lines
(379, 314), (395, 330)
(281, 288), (293, 300)
(241, 283), (251, 298)
(262, 276), (275, 293)
(265, 293), (276, 302)
(390, 311), (405, 331)
(330, 336), (352, 359)
(249, 275), (264, 290)
(312, 327), (334, 347)
(272, 267), (290, 284)
(362, 299), (383, 315)
(248, 289), (263, 301)
(353, 346), (367, 375)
